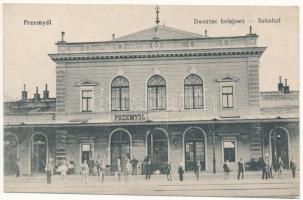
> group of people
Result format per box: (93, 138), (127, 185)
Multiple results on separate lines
(13, 155), (297, 185)
(77, 156), (139, 184)
(144, 157), (186, 182)
(112, 157), (133, 182)
(223, 158), (245, 180)
(262, 157), (296, 180)
(80, 158), (108, 184)
(222, 157), (297, 181)
(43, 156), (138, 184)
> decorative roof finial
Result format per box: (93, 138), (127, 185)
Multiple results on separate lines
(155, 5), (160, 25)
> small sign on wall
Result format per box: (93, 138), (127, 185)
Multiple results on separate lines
(82, 144), (91, 151)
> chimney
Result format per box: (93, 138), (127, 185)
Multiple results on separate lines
(34, 87), (40, 102)
(43, 84), (49, 100)
(61, 31), (65, 43)
(278, 76), (284, 93)
(204, 30), (208, 37)
(112, 34), (115, 40)
(249, 26), (252, 35)
(21, 84), (28, 101)
(284, 79), (290, 94)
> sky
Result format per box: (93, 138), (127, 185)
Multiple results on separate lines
(3, 4), (299, 101)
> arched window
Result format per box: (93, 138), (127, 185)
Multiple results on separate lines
(184, 74), (203, 109)
(147, 75), (166, 110)
(111, 76), (130, 111)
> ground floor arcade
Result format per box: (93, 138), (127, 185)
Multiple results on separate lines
(4, 119), (299, 176)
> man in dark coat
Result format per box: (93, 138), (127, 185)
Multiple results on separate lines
(131, 156), (138, 175)
(165, 161), (172, 181)
(290, 157), (296, 178)
(237, 158), (245, 180)
(88, 157), (94, 176)
(178, 160), (184, 181)
(145, 159), (152, 180)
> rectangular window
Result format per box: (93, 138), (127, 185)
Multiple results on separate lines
(194, 85), (203, 109)
(82, 90), (93, 112)
(121, 87), (130, 111)
(222, 86), (234, 108)
(148, 86), (166, 110)
(111, 88), (119, 111)
(223, 141), (236, 162)
(157, 86), (166, 110)
(148, 87), (157, 110)
(111, 87), (130, 111)
(184, 86), (192, 109)
(184, 85), (203, 109)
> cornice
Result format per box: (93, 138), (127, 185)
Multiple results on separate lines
(49, 47), (266, 63)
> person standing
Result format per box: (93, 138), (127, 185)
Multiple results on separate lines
(273, 154), (278, 172)
(125, 158), (132, 182)
(237, 158), (245, 180)
(81, 160), (89, 184)
(290, 157), (296, 178)
(95, 156), (101, 177)
(15, 158), (21, 177)
(59, 160), (68, 183)
(114, 158), (121, 182)
(261, 159), (268, 180)
(223, 159), (230, 180)
(194, 160), (201, 181)
(88, 157), (94, 176)
(131, 156), (138, 175)
(145, 159), (152, 180)
(277, 157), (284, 179)
(178, 160), (184, 181)
(165, 161), (172, 182)
(99, 160), (106, 183)
(45, 158), (54, 184)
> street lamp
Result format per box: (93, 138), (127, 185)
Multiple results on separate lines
(212, 117), (218, 174)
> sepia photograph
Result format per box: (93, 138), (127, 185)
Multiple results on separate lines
(2, 3), (300, 199)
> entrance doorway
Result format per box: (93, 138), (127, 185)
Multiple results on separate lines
(81, 143), (94, 164)
(184, 128), (206, 171)
(32, 133), (47, 174)
(270, 128), (289, 169)
(110, 130), (131, 174)
(147, 128), (169, 173)
(4, 135), (18, 175)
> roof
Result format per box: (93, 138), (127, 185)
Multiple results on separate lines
(115, 25), (205, 41)
(4, 98), (56, 115)
(260, 91), (299, 111)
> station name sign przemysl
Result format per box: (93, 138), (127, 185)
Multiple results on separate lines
(113, 113), (147, 121)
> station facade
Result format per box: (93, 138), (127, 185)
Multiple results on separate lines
(4, 24), (299, 176)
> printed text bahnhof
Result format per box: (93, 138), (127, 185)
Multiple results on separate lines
(194, 17), (281, 25)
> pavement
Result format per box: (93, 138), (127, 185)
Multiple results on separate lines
(3, 170), (300, 198)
